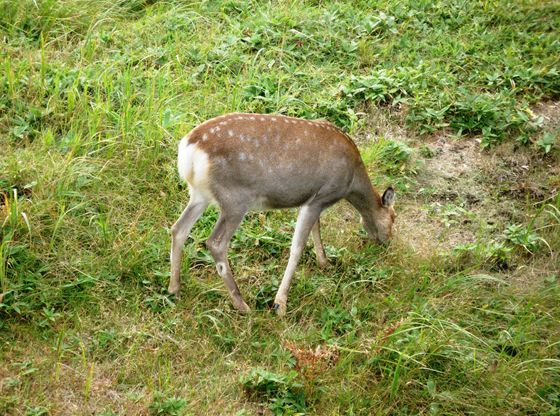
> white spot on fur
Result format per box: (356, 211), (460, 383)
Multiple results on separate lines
(202, 133), (208, 141)
(239, 153), (247, 161)
(228, 130), (234, 137)
(250, 116), (255, 120)
(271, 117), (277, 122)
(216, 262), (226, 276)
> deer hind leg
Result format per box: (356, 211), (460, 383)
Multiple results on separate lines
(169, 192), (209, 295)
(206, 207), (250, 313)
(274, 204), (322, 316)
(311, 219), (328, 268)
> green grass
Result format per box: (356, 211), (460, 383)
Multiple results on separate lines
(1, 0), (560, 414)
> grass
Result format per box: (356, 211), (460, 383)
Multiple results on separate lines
(1, 0), (559, 414)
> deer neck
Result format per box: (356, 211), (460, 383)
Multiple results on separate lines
(347, 166), (384, 238)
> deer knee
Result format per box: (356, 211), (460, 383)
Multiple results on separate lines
(171, 223), (188, 246)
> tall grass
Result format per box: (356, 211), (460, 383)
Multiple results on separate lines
(0, 0), (559, 414)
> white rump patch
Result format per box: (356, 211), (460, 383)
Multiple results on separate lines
(177, 138), (214, 201)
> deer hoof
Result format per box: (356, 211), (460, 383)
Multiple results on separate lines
(234, 300), (251, 313)
(272, 302), (286, 316)
(167, 284), (180, 295)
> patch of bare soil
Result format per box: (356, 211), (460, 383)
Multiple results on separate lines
(397, 137), (483, 256)
(533, 100), (560, 134)
(397, 101), (559, 261)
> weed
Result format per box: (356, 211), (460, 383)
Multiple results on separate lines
(149, 393), (188, 416)
(24, 407), (49, 416)
(241, 368), (306, 415)
(319, 306), (360, 342)
(503, 224), (542, 254)
(536, 132), (557, 154)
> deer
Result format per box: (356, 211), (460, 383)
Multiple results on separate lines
(168, 113), (396, 316)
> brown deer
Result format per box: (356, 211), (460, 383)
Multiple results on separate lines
(168, 113), (396, 316)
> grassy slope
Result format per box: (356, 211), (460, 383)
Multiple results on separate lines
(1, 0), (559, 414)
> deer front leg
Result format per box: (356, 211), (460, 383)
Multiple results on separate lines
(274, 205), (322, 316)
(169, 194), (209, 295)
(311, 219), (328, 268)
(206, 209), (250, 313)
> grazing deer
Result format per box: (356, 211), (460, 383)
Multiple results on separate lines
(169, 113), (396, 316)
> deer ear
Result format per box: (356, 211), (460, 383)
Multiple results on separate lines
(381, 187), (395, 207)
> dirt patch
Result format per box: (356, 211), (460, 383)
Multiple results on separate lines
(45, 363), (151, 415)
(396, 137), (484, 256)
(355, 107), (409, 145)
(419, 137), (486, 204)
(533, 100), (560, 134)
(397, 130), (558, 258)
